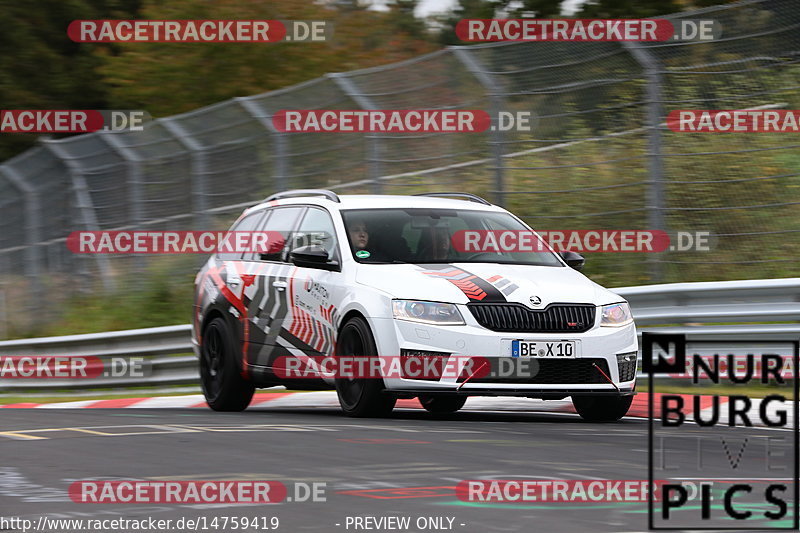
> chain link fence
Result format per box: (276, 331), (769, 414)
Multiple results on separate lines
(0, 0), (798, 334)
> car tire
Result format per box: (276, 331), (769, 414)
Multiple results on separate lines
(200, 317), (255, 412)
(572, 394), (633, 422)
(334, 316), (396, 418)
(418, 394), (467, 414)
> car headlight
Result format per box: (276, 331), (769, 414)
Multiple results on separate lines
(600, 302), (633, 327)
(392, 300), (465, 325)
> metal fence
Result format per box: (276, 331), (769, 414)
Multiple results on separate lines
(1, 0), (799, 334)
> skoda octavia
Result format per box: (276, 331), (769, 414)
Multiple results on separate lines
(192, 190), (637, 420)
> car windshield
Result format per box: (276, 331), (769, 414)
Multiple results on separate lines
(341, 208), (563, 266)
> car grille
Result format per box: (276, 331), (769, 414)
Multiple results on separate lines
(467, 303), (595, 333)
(462, 358), (611, 384)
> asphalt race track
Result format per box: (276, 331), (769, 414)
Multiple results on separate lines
(2, 398), (794, 533)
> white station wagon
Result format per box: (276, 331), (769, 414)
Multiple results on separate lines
(193, 190), (637, 421)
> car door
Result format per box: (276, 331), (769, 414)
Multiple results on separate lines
(267, 206), (350, 384)
(206, 209), (269, 367)
(243, 206), (305, 370)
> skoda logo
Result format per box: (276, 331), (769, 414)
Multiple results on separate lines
(529, 296), (542, 307)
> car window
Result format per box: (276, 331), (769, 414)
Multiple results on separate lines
(239, 210), (272, 262)
(341, 208), (562, 266)
(217, 210), (266, 261)
(292, 207), (339, 262)
(258, 206), (304, 262)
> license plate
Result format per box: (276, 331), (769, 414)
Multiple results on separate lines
(511, 340), (576, 358)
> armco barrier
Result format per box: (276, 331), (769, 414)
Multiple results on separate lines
(0, 325), (194, 391)
(0, 278), (797, 391)
(616, 278), (800, 325)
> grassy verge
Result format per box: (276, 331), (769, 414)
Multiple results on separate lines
(0, 389), (201, 405)
(638, 381), (793, 399)
(8, 257), (199, 339)
(0, 386), (296, 405)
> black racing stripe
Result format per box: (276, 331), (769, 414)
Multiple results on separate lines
(247, 276), (265, 318)
(277, 328), (321, 356)
(261, 342), (292, 368)
(417, 264), (507, 303)
(259, 329), (321, 369)
(263, 270), (289, 348)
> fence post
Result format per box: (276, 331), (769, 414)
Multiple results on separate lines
(98, 131), (147, 277)
(98, 132), (144, 230)
(622, 42), (666, 282)
(451, 47), (507, 207)
(0, 284), (6, 339)
(328, 73), (383, 194)
(235, 97), (289, 193)
(41, 140), (116, 292)
(159, 118), (210, 228)
(0, 164), (43, 312)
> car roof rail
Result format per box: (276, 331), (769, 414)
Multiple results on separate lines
(265, 189), (341, 203)
(413, 192), (491, 205)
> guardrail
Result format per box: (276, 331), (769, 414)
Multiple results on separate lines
(616, 278), (800, 325)
(0, 278), (798, 391)
(0, 325), (195, 391)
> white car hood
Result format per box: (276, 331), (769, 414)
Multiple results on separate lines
(355, 263), (623, 306)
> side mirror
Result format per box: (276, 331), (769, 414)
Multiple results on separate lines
(559, 250), (585, 271)
(290, 245), (339, 271)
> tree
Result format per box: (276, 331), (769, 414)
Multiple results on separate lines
(0, 0), (437, 160)
(437, 0), (503, 46)
(0, 0), (141, 161)
(98, 0), (437, 116)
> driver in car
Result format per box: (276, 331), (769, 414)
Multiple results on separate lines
(348, 218), (390, 261)
(429, 225), (452, 262)
(349, 219), (369, 251)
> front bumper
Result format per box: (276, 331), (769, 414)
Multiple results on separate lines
(369, 311), (638, 394)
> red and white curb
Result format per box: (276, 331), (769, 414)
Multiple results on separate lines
(1, 392), (789, 426)
(1, 391), (564, 411)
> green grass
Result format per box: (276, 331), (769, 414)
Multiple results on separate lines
(12, 257), (198, 338)
(0, 390), (201, 405)
(639, 380), (793, 399)
(0, 387), (295, 405)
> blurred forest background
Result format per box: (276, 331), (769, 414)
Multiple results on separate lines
(0, 0), (736, 162)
